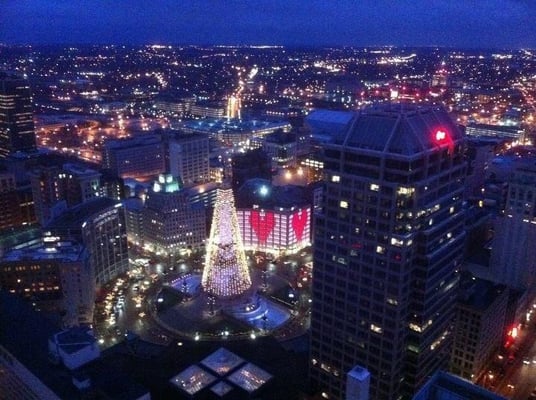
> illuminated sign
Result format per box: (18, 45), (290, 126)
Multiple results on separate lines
(250, 211), (275, 244)
(292, 209), (308, 241)
(239, 207), (311, 251)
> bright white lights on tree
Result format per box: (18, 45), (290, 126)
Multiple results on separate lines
(202, 187), (252, 298)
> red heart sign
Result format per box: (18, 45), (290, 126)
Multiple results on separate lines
(250, 210), (275, 244)
(292, 208), (308, 241)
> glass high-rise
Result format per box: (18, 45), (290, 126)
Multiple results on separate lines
(0, 72), (36, 158)
(310, 104), (466, 399)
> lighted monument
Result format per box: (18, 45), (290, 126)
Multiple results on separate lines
(202, 185), (252, 298)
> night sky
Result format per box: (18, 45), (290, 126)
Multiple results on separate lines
(1, 0), (535, 49)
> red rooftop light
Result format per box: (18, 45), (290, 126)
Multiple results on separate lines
(435, 129), (447, 141)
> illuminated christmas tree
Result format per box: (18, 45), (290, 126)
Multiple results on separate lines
(202, 185), (251, 298)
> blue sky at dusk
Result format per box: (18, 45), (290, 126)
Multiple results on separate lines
(1, 0), (535, 48)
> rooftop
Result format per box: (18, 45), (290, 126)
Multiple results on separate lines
(180, 118), (290, 134)
(2, 241), (84, 263)
(458, 274), (506, 312)
(170, 365), (218, 395)
(333, 103), (463, 157)
(201, 347), (245, 376)
(227, 362), (272, 393)
(46, 197), (120, 230)
(53, 327), (97, 355)
(412, 371), (506, 400)
(104, 133), (162, 149)
(235, 179), (309, 209)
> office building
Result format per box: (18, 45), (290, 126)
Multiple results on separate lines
(29, 162), (101, 226)
(0, 171), (24, 229)
(310, 104), (466, 399)
(47, 198), (129, 285)
(143, 174), (206, 255)
(235, 179), (311, 254)
(169, 133), (210, 187)
(412, 371), (506, 400)
(465, 123), (524, 141)
(189, 100), (226, 119)
(263, 130), (297, 168)
(102, 134), (165, 180)
(0, 239), (94, 326)
(124, 197), (144, 248)
(179, 118), (291, 147)
(450, 275), (507, 381)
(232, 148), (272, 191)
(0, 72), (37, 158)
(0, 345), (61, 400)
(490, 156), (536, 291)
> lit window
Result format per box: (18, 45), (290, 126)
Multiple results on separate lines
(370, 183), (379, 191)
(390, 237), (403, 247)
(331, 175), (340, 183)
(397, 187), (414, 195)
(386, 298), (398, 306)
(370, 324), (383, 334)
(376, 246), (385, 254)
(340, 200), (348, 209)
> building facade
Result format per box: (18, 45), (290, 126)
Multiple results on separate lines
(490, 157), (536, 291)
(102, 134), (165, 180)
(0, 239), (94, 325)
(449, 276), (508, 381)
(0, 72), (37, 158)
(412, 371), (506, 400)
(29, 163), (101, 226)
(47, 198), (129, 285)
(235, 180), (312, 254)
(169, 133), (210, 187)
(143, 174), (206, 255)
(310, 104), (466, 399)
(0, 171), (23, 229)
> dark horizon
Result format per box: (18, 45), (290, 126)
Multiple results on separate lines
(1, 43), (532, 53)
(2, 0), (536, 50)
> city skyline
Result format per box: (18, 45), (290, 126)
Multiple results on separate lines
(2, 0), (536, 49)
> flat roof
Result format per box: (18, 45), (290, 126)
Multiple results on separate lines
(201, 347), (245, 376)
(227, 362), (272, 393)
(54, 327), (96, 355)
(170, 365), (218, 395)
(210, 381), (234, 397)
(180, 118), (290, 134)
(3, 242), (84, 263)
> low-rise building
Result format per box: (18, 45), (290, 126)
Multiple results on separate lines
(0, 239), (94, 325)
(450, 274), (508, 381)
(48, 327), (100, 370)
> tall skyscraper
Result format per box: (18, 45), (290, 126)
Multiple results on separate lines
(310, 104), (466, 399)
(0, 72), (36, 158)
